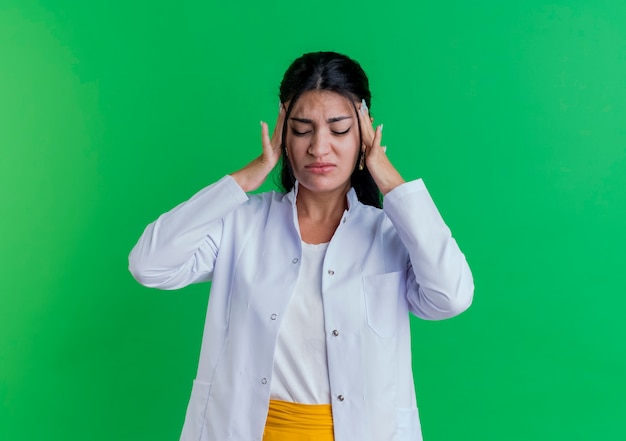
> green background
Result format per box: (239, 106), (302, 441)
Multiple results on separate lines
(1, 0), (625, 439)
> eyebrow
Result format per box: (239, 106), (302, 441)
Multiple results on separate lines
(289, 116), (352, 124)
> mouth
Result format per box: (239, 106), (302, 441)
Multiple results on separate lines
(305, 163), (336, 174)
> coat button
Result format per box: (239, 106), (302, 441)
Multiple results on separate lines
(292, 258), (299, 264)
(327, 270), (335, 275)
(261, 378), (268, 384)
(270, 314), (277, 320)
(332, 330), (339, 336)
(337, 395), (345, 401)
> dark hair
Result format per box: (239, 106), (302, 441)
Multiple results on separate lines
(278, 51), (382, 208)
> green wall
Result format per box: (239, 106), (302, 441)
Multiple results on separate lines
(1, 0), (625, 439)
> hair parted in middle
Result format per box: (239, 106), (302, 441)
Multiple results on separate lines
(278, 51), (381, 208)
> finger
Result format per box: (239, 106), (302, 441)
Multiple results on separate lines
(263, 120), (281, 158)
(271, 104), (285, 149)
(260, 121), (271, 152)
(363, 125), (385, 171)
(372, 124), (383, 150)
(357, 99), (375, 149)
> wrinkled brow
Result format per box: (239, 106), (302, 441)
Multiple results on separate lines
(289, 116), (352, 124)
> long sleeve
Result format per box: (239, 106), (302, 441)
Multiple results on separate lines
(128, 175), (249, 290)
(383, 179), (474, 320)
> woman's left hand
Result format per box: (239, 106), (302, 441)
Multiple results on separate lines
(357, 100), (406, 195)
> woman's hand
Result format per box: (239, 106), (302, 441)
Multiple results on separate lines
(231, 105), (286, 192)
(357, 100), (405, 195)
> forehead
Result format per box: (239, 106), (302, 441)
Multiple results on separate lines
(290, 90), (355, 116)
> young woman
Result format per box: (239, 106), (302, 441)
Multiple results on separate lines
(129, 51), (474, 441)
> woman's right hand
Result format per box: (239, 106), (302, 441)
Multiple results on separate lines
(230, 105), (286, 192)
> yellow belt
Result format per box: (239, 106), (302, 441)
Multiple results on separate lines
(263, 399), (334, 441)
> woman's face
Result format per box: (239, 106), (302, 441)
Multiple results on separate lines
(285, 90), (360, 197)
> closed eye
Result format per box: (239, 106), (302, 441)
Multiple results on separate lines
(291, 128), (311, 136)
(332, 127), (351, 135)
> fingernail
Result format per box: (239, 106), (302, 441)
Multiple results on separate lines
(361, 99), (368, 114)
(382, 146), (387, 153)
(379, 124), (384, 132)
(260, 121), (264, 127)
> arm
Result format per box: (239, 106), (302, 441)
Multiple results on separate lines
(357, 101), (473, 319)
(129, 107), (286, 289)
(128, 176), (249, 289)
(384, 180), (474, 320)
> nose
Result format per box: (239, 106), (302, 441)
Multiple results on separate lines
(307, 130), (332, 157)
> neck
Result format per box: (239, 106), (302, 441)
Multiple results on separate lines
(295, 184), (350, 224)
